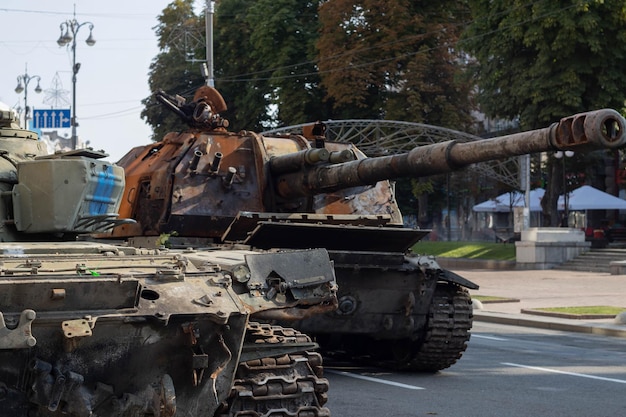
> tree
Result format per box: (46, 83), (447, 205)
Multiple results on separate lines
(146, 0), (475, 133)
(316, 1), (476, 227)
(144, 0), (329, 134)
(213, 0), (273, 131)
(317, 0), (474, 129)
(245, 0), (332, 127)
(142, 1), (483, 230)
(141, 0), (204, 141)
(462, 0), (626, 225)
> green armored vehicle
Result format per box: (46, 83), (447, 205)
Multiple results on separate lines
(0, 104), (337, 416)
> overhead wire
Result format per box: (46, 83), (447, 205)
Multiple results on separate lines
(1, 6), (166, 119)
(216, 0), (581, 83)
(83, 106), (144, 120)
(1, 1), (587, 119)
(121, 0), (587, 117)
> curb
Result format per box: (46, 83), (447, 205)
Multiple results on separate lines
(473, 311), (626, 338)
(436, 257), (517, 270)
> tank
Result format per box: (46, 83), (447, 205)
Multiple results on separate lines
(109, 86), (626, 371)
(0, 104), (337, 416)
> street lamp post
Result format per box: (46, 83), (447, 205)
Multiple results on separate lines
(14, 65), (42, 129)
(555, 150), (574, 226)
(56, 13), (95, 150)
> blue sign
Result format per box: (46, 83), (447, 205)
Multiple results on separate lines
(32, 109), (71, 129)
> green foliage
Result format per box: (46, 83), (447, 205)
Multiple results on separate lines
(197, 0), (332, 130)
(393, 179), (414, 215)
(246, 0), (331, 126)
(472, 295), (519, 302)
(141, 0), (204, 141)
(462, 0), (626, 226)
(411, 178), (434, 196)
(462, 0), (626, 128)
(412, 240), (516, 261)
(214, 0), (272, 131)
(534, 306), (625, 315)
(317, 0), (475, 129)
(144, 0), (478, 148)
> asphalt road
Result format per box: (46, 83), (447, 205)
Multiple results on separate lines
(324, 321), (626, 417)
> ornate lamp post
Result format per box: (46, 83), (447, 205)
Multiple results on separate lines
(56, 14), (96, 149)
(14, 66), (42, 129)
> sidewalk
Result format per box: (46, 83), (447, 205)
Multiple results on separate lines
(449, 267), (626, 338)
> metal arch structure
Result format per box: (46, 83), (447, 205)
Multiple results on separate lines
(264, 119), (521, 189)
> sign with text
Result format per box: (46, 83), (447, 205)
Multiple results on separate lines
(32, 109), (71, 129)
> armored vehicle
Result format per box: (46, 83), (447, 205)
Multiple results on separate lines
(109, 86), (626, 371)
(0, 104), (336, 416)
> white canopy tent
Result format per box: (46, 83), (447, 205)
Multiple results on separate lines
(558, 185), (626, 211)
(473, 186), (626, 212)
(472, 189), (545, 213)
(472, 185), (626, 232)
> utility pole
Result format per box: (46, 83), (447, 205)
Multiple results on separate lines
(203, 1), (215, 87)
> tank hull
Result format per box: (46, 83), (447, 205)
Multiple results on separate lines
(110, 88), (626, 372)
(0, 242), (334, 416)
(232, 218), (476, 371)
(0, 107), (336, 416)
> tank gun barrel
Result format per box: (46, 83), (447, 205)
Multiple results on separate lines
(270, 148), (331, 175)
(274, 109), (626, 199)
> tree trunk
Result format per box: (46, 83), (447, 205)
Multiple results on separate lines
(541, 158), (563, 227)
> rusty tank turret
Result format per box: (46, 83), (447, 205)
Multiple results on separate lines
(109, 86), (626, 371)
(0, 103), (336, 416)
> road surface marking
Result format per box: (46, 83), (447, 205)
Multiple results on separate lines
(326, 369), (425, 390)
(472, 334), (508, 341)
(503, 362), (626, 384)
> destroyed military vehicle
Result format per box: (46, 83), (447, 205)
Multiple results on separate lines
(108, 86), (626, 371)
(0, 104), (336, 416)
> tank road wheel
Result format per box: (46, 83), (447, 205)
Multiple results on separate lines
(218, 323), (330, 417)
(399, 283), (473, 372)
(336, 284), (472, 372)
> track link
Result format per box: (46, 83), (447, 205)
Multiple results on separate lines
(219, 323), (330, 417)
(401, 283), (473, 371)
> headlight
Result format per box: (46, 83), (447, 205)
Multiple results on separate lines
(232, 264), (251, 283)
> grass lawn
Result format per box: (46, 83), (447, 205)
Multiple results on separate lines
(472, 295), (520, 303)
(412, 241), (516, 261)
(533, 306), (625, 315)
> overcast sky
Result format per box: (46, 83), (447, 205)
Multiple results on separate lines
(0, 1), (198, 161)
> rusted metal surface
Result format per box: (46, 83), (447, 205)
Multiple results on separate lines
(1, 243), (247, 415)
(0, 242), (336, 416)
(185, 248), (338, 319)
(269, 148), (331, 174)
(272, 109), (626, 199)
(110, 86), (626, 373)
(0, 106), (336, 416)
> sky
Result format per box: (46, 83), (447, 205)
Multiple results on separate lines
(0, 1), (197, 162)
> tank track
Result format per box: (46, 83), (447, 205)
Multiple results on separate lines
(219, 322), (330, 417)
(398, 283), (473, 372)
(320, 283), (473, 372)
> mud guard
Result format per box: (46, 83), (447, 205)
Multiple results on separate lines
(440, 268), (479, 290)
(408, 254), (479, 290)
